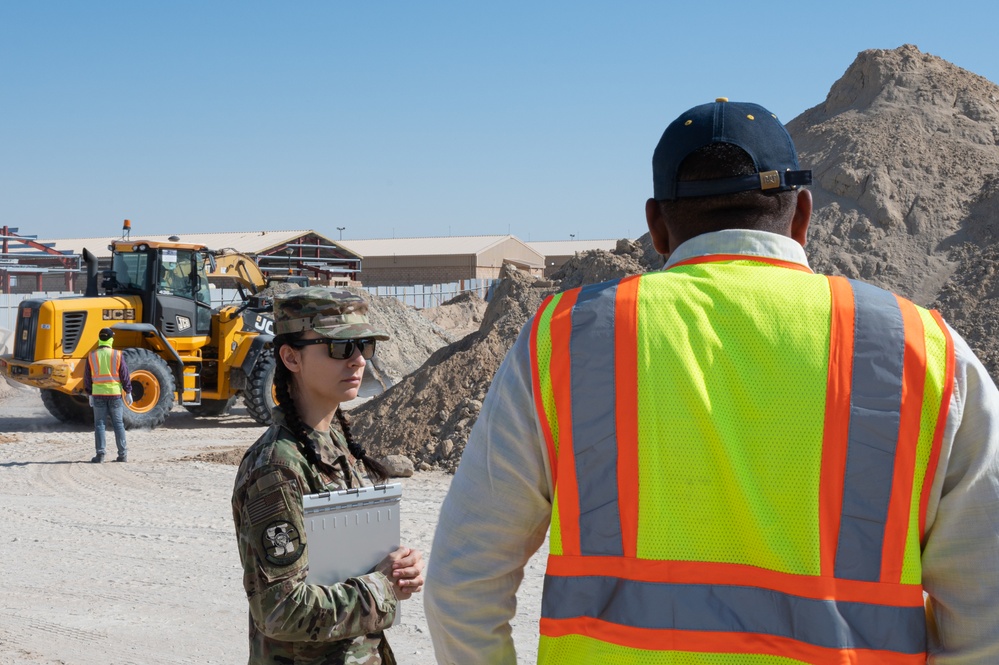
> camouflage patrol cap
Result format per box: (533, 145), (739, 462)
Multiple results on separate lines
(272, 287), (390, 340)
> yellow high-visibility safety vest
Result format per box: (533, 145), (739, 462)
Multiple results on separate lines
(89, 347), (123, 396)
(529, 255), (954, 664)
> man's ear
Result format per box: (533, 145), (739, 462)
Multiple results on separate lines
(790, 189), (812, 247)
(645, 198), (671, 255)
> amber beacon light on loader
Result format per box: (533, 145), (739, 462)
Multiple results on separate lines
(0, 221), (279, 429)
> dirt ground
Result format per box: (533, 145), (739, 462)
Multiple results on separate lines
(0, 382), (547, 665)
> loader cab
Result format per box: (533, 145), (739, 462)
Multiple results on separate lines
(104, 241), (213, 337)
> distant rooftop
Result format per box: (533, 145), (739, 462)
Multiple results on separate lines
(338, 235), (534, 258)
(30, 230), (344, 258)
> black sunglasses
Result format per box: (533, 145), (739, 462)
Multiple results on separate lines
(290, 338), (377, 360)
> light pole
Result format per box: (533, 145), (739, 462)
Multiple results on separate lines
(337, 226), (345, 240)
(285, 247), (294, 275)
(569, 234), (576, 240)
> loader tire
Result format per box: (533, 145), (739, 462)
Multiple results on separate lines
(121, 348), (175, 430)
(242, 352), (276, 426)
(40, 389), (93, 425)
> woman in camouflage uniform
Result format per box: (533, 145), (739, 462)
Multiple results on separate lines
(232, 287), (424, 665)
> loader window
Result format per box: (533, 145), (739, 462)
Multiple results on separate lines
(112, 252), (151, 291)
(159, 249), (197, 298)
(194, 255), (211, 306)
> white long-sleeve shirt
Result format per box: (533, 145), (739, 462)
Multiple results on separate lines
(424, 229), (999, 664)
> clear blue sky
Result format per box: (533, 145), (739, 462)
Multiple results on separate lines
(2, 1), (996, 242)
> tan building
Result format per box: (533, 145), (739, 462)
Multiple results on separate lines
(339, 235), (545, 287)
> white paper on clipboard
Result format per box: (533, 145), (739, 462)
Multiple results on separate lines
(302, 483), (402, 588)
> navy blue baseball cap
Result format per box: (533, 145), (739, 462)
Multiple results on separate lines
(652, 98), (811, 201)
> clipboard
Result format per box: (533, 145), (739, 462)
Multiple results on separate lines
(302, 483), (402, 589)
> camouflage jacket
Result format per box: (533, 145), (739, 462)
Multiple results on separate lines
(232, 407), (398, 665)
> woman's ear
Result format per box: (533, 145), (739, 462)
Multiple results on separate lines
(278, 344), (303, 374)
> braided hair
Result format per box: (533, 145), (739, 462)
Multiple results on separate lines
(272, 332), (388, 481)
(335, 408), (388, 481)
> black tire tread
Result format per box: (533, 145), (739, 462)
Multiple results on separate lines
(242, 352), (275, 426)
(40, 389), (93, 425)
(121, 348), (176, 430)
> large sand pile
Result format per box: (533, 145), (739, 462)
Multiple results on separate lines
(787, 44), (999, 379)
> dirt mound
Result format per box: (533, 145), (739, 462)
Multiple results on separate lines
(417, 290), (487, 342)
(182, 446), (247, 465)
(550, 240), (646, 290)
(351, 264), (554, 472)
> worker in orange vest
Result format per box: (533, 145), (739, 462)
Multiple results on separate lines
(84, 327), (133, 463)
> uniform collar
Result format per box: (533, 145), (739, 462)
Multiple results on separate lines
(663, 229), (811, 271)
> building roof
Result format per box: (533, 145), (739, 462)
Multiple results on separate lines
(29, 230), (351, 259)
(16, 231), (626, 263)
(338, 235), (543, 260)
(527, 239), (622, 257)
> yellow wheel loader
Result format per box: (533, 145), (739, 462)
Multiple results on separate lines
(0, 237), (278, 429)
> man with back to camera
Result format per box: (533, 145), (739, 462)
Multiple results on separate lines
(424, 98), (999, 663)
(84, 327), (133, 463)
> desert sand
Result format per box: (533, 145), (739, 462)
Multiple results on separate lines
(0, 382), (547, 665)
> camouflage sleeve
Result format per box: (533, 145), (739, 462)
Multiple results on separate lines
(235, 466), (398, 642)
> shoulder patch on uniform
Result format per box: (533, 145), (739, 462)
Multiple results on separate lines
(261, 521), (304, 566)
(246, 490), (288, 527)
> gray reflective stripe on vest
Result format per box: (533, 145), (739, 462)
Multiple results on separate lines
(570, 280), (623, 556)
(835, 280), (905, 581)
(542, 575), (925, 654)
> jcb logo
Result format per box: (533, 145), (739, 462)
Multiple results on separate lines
(254, 316), (274, 336)
(103, 309), (136, 321)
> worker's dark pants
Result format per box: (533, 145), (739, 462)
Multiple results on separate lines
(93, 397), (127, 458)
